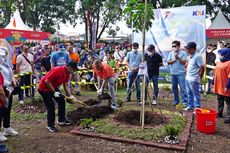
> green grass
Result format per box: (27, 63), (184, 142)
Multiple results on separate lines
(91, 109), (186, 141)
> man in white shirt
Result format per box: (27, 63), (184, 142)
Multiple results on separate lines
(16, 45), (34, 104)
(114, 46), (125, 64)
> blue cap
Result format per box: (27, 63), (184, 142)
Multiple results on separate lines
(59, 44), (65, 49)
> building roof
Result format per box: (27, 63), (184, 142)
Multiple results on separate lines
(208, 10), (230, 29)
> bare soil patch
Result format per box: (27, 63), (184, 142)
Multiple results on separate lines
(14, 102), (46, 114)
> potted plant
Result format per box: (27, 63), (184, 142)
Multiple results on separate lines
(176, 103), (184, 116)
(80, 118), (94, 132)
(164, 125), (180, 144)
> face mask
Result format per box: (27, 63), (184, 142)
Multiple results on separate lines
(172, 47), (178, 52)
(147, 51), (153, 56)
(133, 49), (138, 52)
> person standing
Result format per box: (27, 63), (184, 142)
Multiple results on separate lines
(68, 46), (81, 96)
(91, 60), (116, 109)
(16, 45), (34, 105)
(184, 42), (204, 111)
(41, 47), (51, 73)
(0, 47), (18, 142)
(167, 40), (188, 106)
(213, 48), (230, 123)
(145, 45), (163, 105)
(125, 42), (142, 103)
(51, 44), (70, 68)
(206, 44), (216, 94)
(38, 61), (78, 132)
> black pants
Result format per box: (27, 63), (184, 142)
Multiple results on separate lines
(217, 94), (230, 119)
(0, 88), (13, 128)
(19, 74), (34, 100)
(38, 89), (66, 127)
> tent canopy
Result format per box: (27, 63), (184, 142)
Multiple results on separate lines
(5, 9), (32, 31)
(206, 10), (230, 39)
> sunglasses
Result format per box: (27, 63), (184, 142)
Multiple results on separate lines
(172, 46), (177, 48)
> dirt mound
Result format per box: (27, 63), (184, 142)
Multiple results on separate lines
(83, 99), (100, 106)
(115, 110), (166, 126)
(67, 106), (113, 123)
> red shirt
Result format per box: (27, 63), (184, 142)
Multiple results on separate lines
(0, 73), (4, 108)
(92, 62), (115, 80)
(38, 66), (70, 92)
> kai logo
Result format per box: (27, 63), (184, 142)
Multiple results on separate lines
(192, 10), (205, 16)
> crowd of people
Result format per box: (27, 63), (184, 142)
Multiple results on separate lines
(0, 39), (229, 136)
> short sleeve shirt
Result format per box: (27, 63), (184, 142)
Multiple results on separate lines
(92, 62), (115, 80)
(185, 52), (203, 82)
(51, 51), (70, 67)
(0, 73), (3, 88)
(38, 66), (70, 92)
(69, 52), (80, 63)
(16, 52), (34, 74)
(126, 51), (142, 72)
(214, 61), (230, 97)
(167, 50), (187, 75)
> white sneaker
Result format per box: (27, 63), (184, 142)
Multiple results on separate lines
(0, 132), (7, 142)
(152, 100), (157, 105)
(3, 127), (19, 136)
(19, 100), (24, 105)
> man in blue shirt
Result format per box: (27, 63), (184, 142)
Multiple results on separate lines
(125, 42), (142, 103)
(167, 40), (188, 106)
(145, 45), (163, 105)
(51, 44), (70, 68)
(184, 42), (204, 111)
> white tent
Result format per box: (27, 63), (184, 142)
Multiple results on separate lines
(208, 10), (230, 29)
(5, 9), (32, 31)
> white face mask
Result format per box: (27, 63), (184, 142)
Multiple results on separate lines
(133, 49), (138, 53)
(147, 51), (153, 56)
(172, 47), (178, 52)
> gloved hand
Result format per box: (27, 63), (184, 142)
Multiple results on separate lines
(69, 95), (77, 101)
(97, 88), (103, 95)
(53, 91), (61, 98)
(90, 78), (96, 82)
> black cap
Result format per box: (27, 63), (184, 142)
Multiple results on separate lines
(66, 61), (78, 70)
(184, 42), (197, 49)
(147, 44), (155, 51)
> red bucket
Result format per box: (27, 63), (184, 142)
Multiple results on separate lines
(195, 108), (217, 134)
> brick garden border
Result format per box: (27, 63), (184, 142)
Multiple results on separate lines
(70, 112), (193, 151)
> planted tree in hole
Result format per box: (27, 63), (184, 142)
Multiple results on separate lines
(80, 118), (94, 128)
(164, 125), (179, 140)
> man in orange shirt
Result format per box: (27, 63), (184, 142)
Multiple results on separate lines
(68, 46), (81, 96)
(91, 60), (116, 109)
(213, 48), (230, 124)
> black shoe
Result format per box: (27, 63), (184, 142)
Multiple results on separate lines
(47, 126), (58, 132)
(76, 92), (81, 96)
(224, 119), (230, 124)
(57, 120), (73, 126)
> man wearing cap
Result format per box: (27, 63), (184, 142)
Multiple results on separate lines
(125, 42), (142, 103)
(51, 44), (70, 68)
(184, 42), (204, 111)
(38, 61), (78, 132)
(213, 48), (230, 124)
(167, 40), (188, 106)
(145, 44), (163, 105)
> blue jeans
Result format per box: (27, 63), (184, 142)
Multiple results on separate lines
(145, 75), (159, 100)
(127, 72), (140, 100)
(99, 76), (116, 105)
(172, 74), (187, 105)
(186, 80), (201, 108)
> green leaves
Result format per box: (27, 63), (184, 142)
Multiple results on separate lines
(123, 0), (154, 32)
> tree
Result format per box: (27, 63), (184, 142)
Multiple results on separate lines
(77, 0), (125, 48)
(0, 0), (15, 28)
(123, 0), (154, 32)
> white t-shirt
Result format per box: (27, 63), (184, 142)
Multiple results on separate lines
(16, 52), (34, 74)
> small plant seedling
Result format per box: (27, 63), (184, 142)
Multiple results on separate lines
(116, 99), (123, 107)
(80, 118), (94, 128)
(176, 103), (184, 114)
(165, 125), (180, 140)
